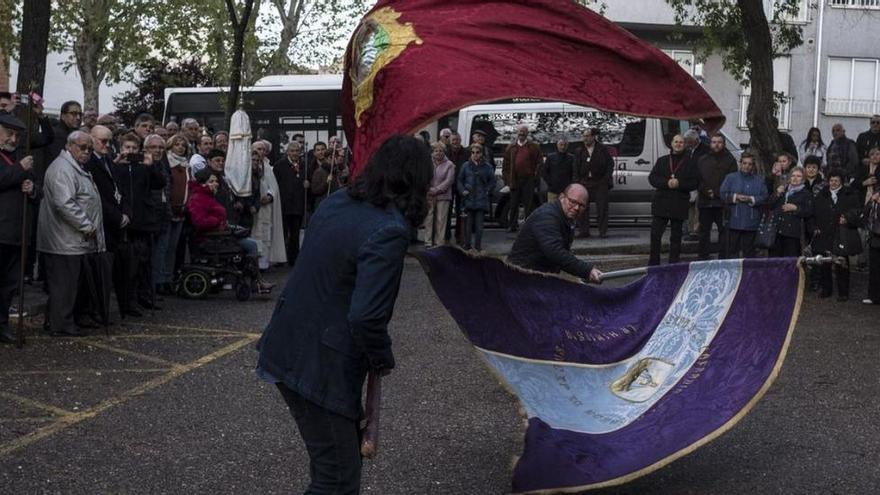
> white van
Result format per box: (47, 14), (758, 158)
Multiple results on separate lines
(455, 102), (739, 224)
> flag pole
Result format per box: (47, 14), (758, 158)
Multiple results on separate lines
(599, 255), (836, 282)
(16, 88), (35, 349)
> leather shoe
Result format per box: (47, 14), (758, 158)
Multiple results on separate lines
(74, 318), (100, 330)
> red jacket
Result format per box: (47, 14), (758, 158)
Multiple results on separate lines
(187, 181), (227, 233)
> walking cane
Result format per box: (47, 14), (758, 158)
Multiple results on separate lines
(599, 255), (837, 282)
(16, 90), (35, 348)
(360, 371), (382, 459)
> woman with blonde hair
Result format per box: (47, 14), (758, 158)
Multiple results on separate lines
(423, 141), (455, 246)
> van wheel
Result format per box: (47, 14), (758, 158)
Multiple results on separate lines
(180, 271), (210, 299)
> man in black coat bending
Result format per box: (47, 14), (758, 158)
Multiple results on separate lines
(508, 183), (603, 283)
(649, 134), (699, 266)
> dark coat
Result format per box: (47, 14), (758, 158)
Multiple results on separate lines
(649, 152), (699, 220)
(273, 156), (307, 216)
(771, 187), (814, 239)
(573, 142), (614, 189)
(85, 153), (126, 251)
(826, 137), (860, 179)
(152, 158), (173, 225)
(507, 201), (594, 279)
(852, 162), (880, 205)
(457, 160), (494, 211)
(542, 151), (575, 194)
(811, 186), (862, 255)
(47, 120), (77, 164)
(502, 140), (542, 185)
(856, 130), (880, 162)
(257, 190), (410, 420)
(0, 149), (38, 246)
(697, 150), (738, 208)
(112, 158), (166, 233)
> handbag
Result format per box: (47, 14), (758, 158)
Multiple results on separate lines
(755, 211), (778, 250)
(832, 224), (863, 257)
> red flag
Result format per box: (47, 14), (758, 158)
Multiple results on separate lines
(342, 0), (725, 175)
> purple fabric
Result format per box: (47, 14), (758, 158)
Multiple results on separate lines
(418, 248), (801, 492)
(419, 247), (689, 364)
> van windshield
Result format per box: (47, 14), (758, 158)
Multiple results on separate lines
(471, 111), (645, 156)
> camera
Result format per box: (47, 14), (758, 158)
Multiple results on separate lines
(125, 153), (144, 164)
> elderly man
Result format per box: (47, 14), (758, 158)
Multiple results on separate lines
(165, 121), (180, 135)
(273, 141), (308, 266)
(503, 125), (543, 232)
(648, 134), (699, 266)
(719, 152), (768, 259)
(543, 138), (575, 204)
(38, 131), (104, 337)
(181, 118), (201, 155)
(574, 128), (614, 238)
(827, 123), (860, 180)
(439, 127), (452, 146)
(0, 113), (38, 343)
(857, 115), (880, 167)
(508, 184), (603, 282)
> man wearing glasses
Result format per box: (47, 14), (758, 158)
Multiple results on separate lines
(857, 115), (880, 168)
(37, 131), (104, 337)
(48, 100), (83, 162)
(508, 183), (603, 283)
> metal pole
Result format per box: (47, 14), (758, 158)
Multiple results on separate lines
(16, 90), (35, 348)
(599, 256), (836, 282)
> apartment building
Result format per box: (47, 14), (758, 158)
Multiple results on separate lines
(599, 0), (880, 149)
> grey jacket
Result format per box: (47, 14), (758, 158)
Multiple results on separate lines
(37, 150), (105, 255)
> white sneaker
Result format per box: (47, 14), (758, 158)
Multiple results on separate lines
(863, 299), (874, 305)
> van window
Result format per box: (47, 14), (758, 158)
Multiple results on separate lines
(471, 111), (645, 157)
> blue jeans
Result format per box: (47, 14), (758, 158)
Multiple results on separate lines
(464, 209), (485, 250)
(238, 238), (259, 259)
(276, 383), (362, 495)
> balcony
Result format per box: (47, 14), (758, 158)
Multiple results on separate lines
(830, 0), (880, 9)
(824, 98), (880, 116)
(738, 94), (794, 131)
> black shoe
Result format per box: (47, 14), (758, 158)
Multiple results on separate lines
(0, 327), (15, 344)
(138, 300), (162, 310)
(124, 308), (143, 317)
(74, 319), (100, 330)
(51, 328), (89, 338)
(837, 296), (849, 302)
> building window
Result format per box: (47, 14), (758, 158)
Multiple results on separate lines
(661, 49), (704, 80)
(830, 0), (880, 9)
(824, 58), (880, 116)
(739, 56), (793, 130)
(764, 0), (812, 23)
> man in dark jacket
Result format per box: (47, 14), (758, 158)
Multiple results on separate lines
(696, 134), (738, 260)
(502, 125), (543, 231)
(649, 135), (699, 266)
(85, 126), (137, 316)
(542, 139), (574, 203)
(812, 169), (862, 301)
(113, 133), (166, 310)
(856, 115), (880, 167)
(0, 113), (38, 343)
(445, 132), (470, 245)
(508, 184), (602, 283)
(573, 128), (614, 238)
(827, 123), (860, 180)
(257, 135), (433, 494)
(273, 141), (308, 266)
(47, 100), (82, 163)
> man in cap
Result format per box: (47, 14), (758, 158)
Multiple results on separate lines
(0, 113), (38, 343)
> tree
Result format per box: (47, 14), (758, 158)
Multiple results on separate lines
(224, 0), (257, 128)
(664, 0), (805, 171)
(50, 0), (155, 112)
(112, 58), (217, 125)
(15, 0), (51, 96)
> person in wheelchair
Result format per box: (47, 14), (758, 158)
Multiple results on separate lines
(187, 172), (275, 295)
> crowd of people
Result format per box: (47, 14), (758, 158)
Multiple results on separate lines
(0, 92), (354, 342)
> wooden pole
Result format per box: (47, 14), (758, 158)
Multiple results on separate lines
(16, 90), (35, 348)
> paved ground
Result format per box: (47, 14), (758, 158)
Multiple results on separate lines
(1, 238), (879, 494)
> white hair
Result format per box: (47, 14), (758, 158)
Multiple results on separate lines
(181, 118), (199, 128)
(67, 130), (90, 144)
(144, 134), (165, 147)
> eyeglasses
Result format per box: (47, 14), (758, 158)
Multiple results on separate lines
(96, 138), (110, 145)
(65, 111), (83, 116)
(871, 120), (880, 124)
(74, 143), (93, 152)
(562, 195), (587, 209)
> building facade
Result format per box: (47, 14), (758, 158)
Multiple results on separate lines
(600, 0), (880, 151)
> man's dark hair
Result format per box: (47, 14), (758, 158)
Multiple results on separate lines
(60, 101), (81, 114)
(207, 149), (225, 160)
(120, 132), (141, 147)
(292, 133), (304, 140)
(803, 155), (822, 168)
(313, 141), (327, 149)
(348, 135), (433, 227)
(826, 168), (846, 183)
(134, 113), (154, 125)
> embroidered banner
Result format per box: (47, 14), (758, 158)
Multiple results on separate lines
(418, 247), (803, 493)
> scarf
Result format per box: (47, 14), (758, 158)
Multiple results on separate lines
(829, 186), (840, 205)
(168, 152), (189, 169)
(785, 183), (805, 202)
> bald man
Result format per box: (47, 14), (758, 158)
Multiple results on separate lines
(508, 183), (603, 283)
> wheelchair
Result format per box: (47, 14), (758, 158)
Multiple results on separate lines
(176, 228), (261, 302)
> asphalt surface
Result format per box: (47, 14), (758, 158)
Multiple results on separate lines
(1, 254), (879, 494)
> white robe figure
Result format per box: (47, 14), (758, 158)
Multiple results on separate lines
(253, 159), (287, 268)
(226, 110), (252, 196)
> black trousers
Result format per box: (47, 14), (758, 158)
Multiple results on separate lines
(869, 244), (880, 302)
(649, 216), (683, 266)
(508, 177), (536, 229)
(698, 207), (726, 260)
(770, 235), (802, 258)
(282, 214), (303, 267)
(820, 256), (850, 298)
(129, 231), (154, 305)
(43, 253), (84, 334)
(112, 242), (135, 313)
(277, 383), (362, 495)
(581, 182), (609, 236)
(0, 244), (21, 331)
(727, 229), (757, 259)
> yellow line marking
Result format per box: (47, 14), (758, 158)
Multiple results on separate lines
(0, 336), (257, 458)
(0, 417), (56, 424)
(120, 322), (261, 336)
(78, 339), (182, 369)
(0, 369), (171, 376)
(0, 392), (73, 418)
(29, 334), (246, 340)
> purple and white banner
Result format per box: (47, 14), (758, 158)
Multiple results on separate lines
(418, 247), (803, 493)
